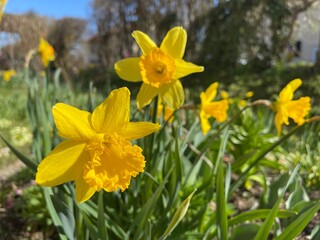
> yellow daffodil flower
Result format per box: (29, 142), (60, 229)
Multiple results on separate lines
(2, 69), (16, 81)
(200, 82), (229, 134)
(36, 87), (160, 203)
(245, 91), (254, 98)
(38, 38), (55, 67)
(0, 0), (7, 24)
(273, 79), (311, 135)
(220, 90), (229, 100)
(114, 26), (204, 109)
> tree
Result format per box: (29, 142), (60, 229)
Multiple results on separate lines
(196, 0), (319, 83)
(48, 17), (87, 84)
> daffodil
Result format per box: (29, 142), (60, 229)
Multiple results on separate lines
(38, 38), (55, 67)
(0, 0), (7, 24)
(200, 82), (229, 134)
(36, 87), (160, 203)
(238, 91), (254, 107)
(114, 26), (204, 109)
(245, 91), (254, 98)
(220, 90), (229, 100)
(273, 79), (311, 135)
(2, 69), (16, 81)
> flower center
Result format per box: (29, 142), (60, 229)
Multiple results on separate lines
(83, 134), (145, 192)
(139, 48), (175, 88)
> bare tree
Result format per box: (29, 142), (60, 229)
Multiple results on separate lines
(48, 17), (87, 84)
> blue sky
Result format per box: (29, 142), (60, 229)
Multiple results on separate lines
(5, 0), (92, 19)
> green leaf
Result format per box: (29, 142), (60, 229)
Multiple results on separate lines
(43, 188), (68, 240)
(217, 163), (228, 240)
(230, 223), (260, 240)
(216, 127), (229, 240)
(229, 209), (297, 226)
(160, 189), (196, 240)
(97, 191), (108, 240)
(230, 125), (303, 197)
(81, 208), (99, 240)
(0, 133), (37, 171)
(78, 201), (127, 239)
(285, 177), (309, 209)
(253, 164), (300, 240)
(131, 165), (175, 240)
(51, 192), (75, 240)
(274, 201), (320, 240)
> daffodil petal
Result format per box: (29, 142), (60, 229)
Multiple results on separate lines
(174, 59), (204, 79)
(159, 79), (184, 109)
(286, 97), (311, 125)
(279, 79), (302, 102)
(136, 83), (159, 109)
(120, 122), (161, 140)
(204, 82), (218, 103)
(36, 140), (88, 186)
(200, 111), (211, 134)
(75, 177), (96, 203)
(92, 87), (130, 134)
(132, 30), (157, 55)
(160, 26), (187, 59)
(204, 100), (229, 123)
(53, 103), (96, 140)
(114, 58), (142, 82)
(274, 112), (283, 136)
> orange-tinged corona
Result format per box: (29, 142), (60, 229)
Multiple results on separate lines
(114, 26), (204, 109)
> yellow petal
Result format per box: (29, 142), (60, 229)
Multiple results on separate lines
(75, 177), (97, 203)
(220, 91), (229, 100)
(136, 83), (159, 109)
(204, 82), (218, 103)
(92, 87), (130, 134)
(120, 122), (161, 140)
(114, 58), (142, 82)
(160, 26), (187, 59)
(274, 112), (284, 136)
(200, 111), (211, 134)
(0, 0), (7, 24)
(38, 38), (55, 67)
(245, 91), (254, 98)
(174, 59), (204, 79)
(132, 30), (157, 55)
(159, 79), (184, 109)
(279, 79), (302, 102)
(36, 140), (88, 186)
(286, 97), (311, 125)
(204, 100), (229, 123)
(53, 103), (96, 140)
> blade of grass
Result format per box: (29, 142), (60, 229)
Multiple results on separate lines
(98, 191), (109, 240)
(217, 162), (228, 240)
(216, 127), (229, 240)
(43, 187), (68, 240)
(160, 189), (197, 240)
(228, 209), (297, 226)
(0, 133), (37, 171)
(274, 201), (320, 240)
(131, 165), (175, 240)
(230, 125), (303, 198)
(51, 192), (75, 240)
(253, 164), (300, 240)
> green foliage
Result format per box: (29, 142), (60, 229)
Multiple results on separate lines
(1, 66), (319, 239)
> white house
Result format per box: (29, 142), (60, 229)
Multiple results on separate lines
(291, 2), (320, 63)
